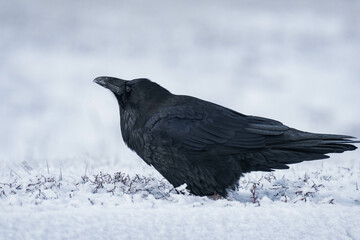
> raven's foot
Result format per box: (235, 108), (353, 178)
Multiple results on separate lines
(209, 192), (223, 200)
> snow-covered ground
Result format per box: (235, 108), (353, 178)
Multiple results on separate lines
(1, 0), (359, 239)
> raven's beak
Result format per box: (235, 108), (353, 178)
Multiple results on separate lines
(93, 76), (127, 95)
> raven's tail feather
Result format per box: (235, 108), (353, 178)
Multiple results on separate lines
(245, 130), (359, 172)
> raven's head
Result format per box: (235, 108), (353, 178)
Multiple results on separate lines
(94, 76), (171, 118)
(94, 76), (172, 151)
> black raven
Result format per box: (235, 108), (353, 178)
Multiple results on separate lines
(94, 76), (358, 197)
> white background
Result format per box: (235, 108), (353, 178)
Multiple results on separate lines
(0, 1), (359, 239)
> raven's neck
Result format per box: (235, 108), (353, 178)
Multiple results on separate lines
(119, 108), (145, 158)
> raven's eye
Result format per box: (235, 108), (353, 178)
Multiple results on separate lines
(125, 84), (132, 93)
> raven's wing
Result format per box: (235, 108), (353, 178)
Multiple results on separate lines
(146, 102), (357, 172)
(146, 103), (288, 153)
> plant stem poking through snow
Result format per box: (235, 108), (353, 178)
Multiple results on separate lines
(0, 168), (359, 206)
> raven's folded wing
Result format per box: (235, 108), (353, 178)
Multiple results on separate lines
(146, 104), (288, 155)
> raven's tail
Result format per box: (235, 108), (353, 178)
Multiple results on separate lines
(245, 130), (359, 171)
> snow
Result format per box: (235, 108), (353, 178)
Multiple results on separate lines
(1, 205), (359, 240)
(0, 0), (359, 239)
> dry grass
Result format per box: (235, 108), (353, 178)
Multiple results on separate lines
(1, 165), (352, 206)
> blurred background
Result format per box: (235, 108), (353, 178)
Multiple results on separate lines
(1, 0), (359, 173)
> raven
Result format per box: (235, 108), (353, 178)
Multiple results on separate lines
(94, 76), (358, 197)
